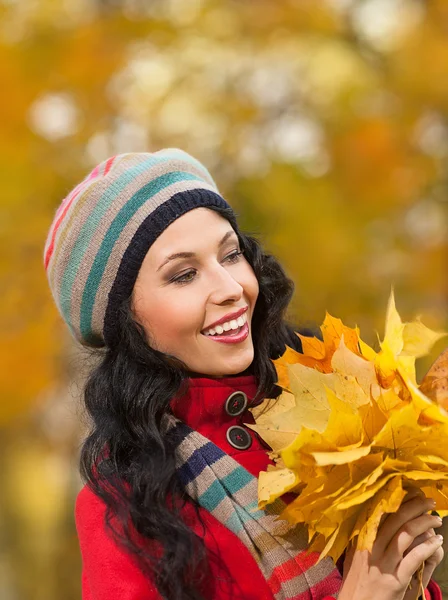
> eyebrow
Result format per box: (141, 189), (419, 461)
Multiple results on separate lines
(157, 230), (237, 272)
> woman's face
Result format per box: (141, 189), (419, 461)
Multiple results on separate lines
(131, 208), (259, 377)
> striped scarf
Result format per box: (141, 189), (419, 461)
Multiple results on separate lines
(172, 421), (340, 600)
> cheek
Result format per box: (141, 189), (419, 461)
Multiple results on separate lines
(251, 275), (260, 302)
(242, 264), (259, 304)
(142, 293), (204, 348)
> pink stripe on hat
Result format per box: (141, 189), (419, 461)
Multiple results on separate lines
(44, 163), (103, 270)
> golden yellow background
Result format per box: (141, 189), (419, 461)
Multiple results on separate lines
(1, 1), (447, 598)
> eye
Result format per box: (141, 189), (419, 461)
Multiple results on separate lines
(170, 269), (197, 285)
(224, 250), (243, 264)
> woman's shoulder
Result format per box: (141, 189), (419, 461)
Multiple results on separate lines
(75, 484), (111, 540)
(76, 483), (105, 517)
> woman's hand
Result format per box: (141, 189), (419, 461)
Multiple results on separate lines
(401, 515), (444, 600)
(338, 491), (444, 600)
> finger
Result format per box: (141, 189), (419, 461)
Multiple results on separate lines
(404, 521), (444, 556)
(420, 544), (445, 590)
(404, 542), (444, 600)
(403, 530), (432, 557)
(385, 514), (442, 560)
(424, 543), (444, 569)
(374, 497), (435, 555)
(398, 534), (444, 583)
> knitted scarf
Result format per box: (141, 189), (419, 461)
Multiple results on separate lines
(172, 420), (340, 600)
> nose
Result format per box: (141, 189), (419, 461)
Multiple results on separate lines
(209, 263), (243, 305)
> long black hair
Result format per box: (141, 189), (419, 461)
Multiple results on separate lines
(79, 205), (304, 599)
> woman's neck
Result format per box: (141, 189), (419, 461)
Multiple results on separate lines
(186, 367), (254, 380)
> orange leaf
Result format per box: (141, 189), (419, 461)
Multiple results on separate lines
(321, 313), (361, 356)
(297, 333), (325, 359)
(290, 315), (362, 376)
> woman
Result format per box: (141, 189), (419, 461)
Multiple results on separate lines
(44, 149), (443, 599)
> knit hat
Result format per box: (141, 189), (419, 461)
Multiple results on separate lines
(44, 148), (235, 348)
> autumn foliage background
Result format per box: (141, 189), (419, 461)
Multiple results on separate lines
(1, 1), (448, 599)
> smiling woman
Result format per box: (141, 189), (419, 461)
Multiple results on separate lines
(43, 149), (442, 600)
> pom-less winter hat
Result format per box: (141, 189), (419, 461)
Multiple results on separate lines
(44, 148), (235, 348)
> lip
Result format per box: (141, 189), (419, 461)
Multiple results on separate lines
(201, 306), (248, 332)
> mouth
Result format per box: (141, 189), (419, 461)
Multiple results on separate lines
(201, 312), (250, 344)
(202, 310), (247, 336)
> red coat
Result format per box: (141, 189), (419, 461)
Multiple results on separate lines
(75, 375), (441, 600)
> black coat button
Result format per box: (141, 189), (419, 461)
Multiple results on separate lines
(226, 426), (252, 450)
(224, 391), (248, 417)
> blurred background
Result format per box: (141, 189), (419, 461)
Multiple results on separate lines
(1, 0), (448, 598)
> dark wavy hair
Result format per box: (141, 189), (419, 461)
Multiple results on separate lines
(79, 205), (305, 599)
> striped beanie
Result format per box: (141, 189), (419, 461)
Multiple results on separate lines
(44, 148), (235, 348)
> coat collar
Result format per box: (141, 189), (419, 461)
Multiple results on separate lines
(171, 374), (258, 431)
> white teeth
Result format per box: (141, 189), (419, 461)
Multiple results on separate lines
(203, 311), (248, 336)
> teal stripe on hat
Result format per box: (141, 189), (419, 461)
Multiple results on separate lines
(79, 170), (204, 341)
(60, 150), (211, 329)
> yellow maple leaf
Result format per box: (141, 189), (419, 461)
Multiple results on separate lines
(402, 319), (447, 358)
(377, 290), (447, 387)
(381, 290), (405, 356)
(273, 364), (335, 434)
(258, 468), (300, 509)
(331, 336), (379, 398)
(322, 389), (364, 449)
(334, 371), (370, 410)
(359, 338), (378, 361)
(358, 397), (388, 444)
(354, 477), (406, 551)
(248, 391), (300, 452)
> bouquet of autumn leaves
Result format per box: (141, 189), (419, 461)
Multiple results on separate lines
(249, 292), (448, 563)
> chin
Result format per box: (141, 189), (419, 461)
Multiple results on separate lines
(215, 353), (254, 377)
(188, 345), (255, 378)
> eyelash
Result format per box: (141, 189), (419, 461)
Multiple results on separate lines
(170, 250), (244, 285)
